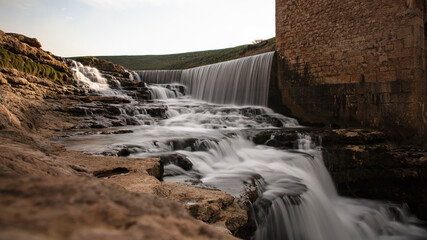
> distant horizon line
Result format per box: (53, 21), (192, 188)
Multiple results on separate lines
(65, 37), (275, 58)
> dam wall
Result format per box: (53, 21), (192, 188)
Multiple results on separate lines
(274, 0), (426, 142)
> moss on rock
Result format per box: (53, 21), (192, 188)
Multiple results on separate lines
(0, 47), (71, 84)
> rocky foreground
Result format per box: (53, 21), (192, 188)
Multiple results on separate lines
(0, 31), (247, 239)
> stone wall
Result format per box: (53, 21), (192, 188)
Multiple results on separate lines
(274, 0), (426, 142)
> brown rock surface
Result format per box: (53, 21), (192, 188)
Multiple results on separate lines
(6, 32), (42, 48)
(0, 30), (71, 78)
(62, 150), (248, 235)
(0, 175), (237, 240)
(0, 66), (245, 239)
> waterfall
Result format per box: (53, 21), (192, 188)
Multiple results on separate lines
(59, 99), (427, 239)
(128, 71), (141, 81)
(60, 55), (427, 240)
(136, 52), (275, 106)
(148, 84), (185, 99)
(138, 70), (182, 84)
(69, 60), (127, 98)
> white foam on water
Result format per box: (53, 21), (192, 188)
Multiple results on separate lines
(60, 53), (427, 240)
(70, 60), (129, 98)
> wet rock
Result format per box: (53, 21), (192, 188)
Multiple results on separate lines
(94, 167), (130, 178)
(252, 130), (299, 148)
(117, 148), (131, 157)
(256, 115), (283, 127)
(105, 106), (122, 116)
(252, 131), (272, 145)
(125, 117), (141, 125)
(196, 139), (216, 151)
(64, 106), (90, 116)
(93, 96), (131, 104)
(101, 144), (147, 157)
(90, 123), (107, 129)
(113, 129), (133, 134)
(146, 161), (164, 180)
(112, 120), (126, 127)
(146, 106), (168, 119)
(417, 204), (427, 220)
(167, 138), (198, 151)
(160, 154), (193, 171)
(234, 177), (261, 238)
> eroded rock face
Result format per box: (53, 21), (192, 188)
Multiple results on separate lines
(251, 128), (427, 220)
(324, 142), (427, 221)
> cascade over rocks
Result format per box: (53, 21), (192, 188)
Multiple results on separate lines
(75, 56), (128, 78)
(137, 52), (275, 106)
(252, 128), (427, 220)
(0, 32), (248, 239)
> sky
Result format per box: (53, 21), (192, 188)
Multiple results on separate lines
(0, 0), (275, 57)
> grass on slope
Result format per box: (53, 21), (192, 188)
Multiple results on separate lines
(89, 38), (275, 70)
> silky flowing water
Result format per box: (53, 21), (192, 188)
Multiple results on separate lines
(60, 54), (427, 240)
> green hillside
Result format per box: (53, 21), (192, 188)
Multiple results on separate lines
(88, 38), (275, 70)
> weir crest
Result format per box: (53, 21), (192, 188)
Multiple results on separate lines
(136, 52), (274, 106)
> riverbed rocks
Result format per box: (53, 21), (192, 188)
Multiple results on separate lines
(57, 95), (168, 129)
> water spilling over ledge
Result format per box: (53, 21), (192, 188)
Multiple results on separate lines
(60, 55), (427, 240)
(137, 52), (275, 106)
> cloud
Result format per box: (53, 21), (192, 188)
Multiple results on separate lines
(65, 16), (73, 20)
(61, 7), (67, 11)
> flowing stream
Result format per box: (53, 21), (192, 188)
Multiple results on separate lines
(60, 54), (427, 240)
